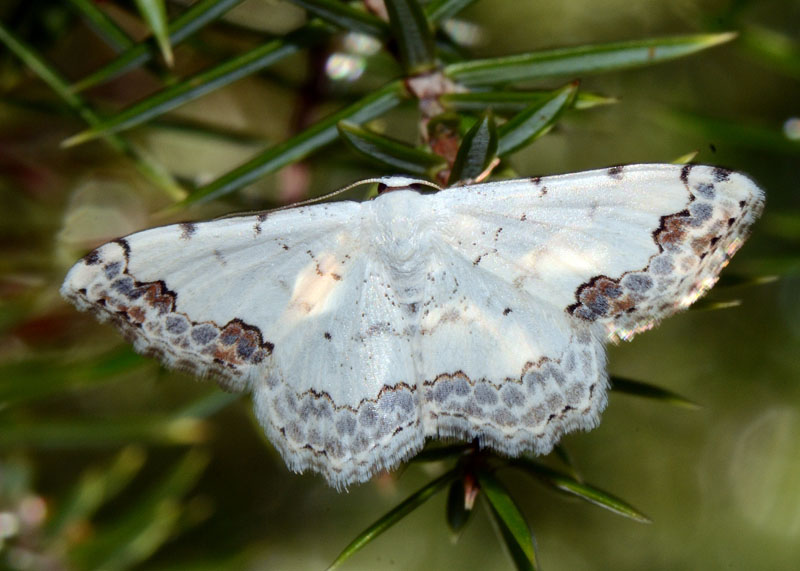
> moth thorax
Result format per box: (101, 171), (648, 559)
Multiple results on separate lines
(372, 190), (428, 262)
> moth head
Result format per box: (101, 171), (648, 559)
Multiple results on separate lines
(373, 176), (441, 195)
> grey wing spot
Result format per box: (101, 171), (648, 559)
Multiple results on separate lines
(421, 326), (608, 459)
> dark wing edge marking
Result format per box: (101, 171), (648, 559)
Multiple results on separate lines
(566, 168), (765, 339)
(62, 239), (274, 392)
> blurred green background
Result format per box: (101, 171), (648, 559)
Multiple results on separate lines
(1, 0), (798, 569)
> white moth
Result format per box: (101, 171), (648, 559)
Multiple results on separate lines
(61, 164), (764, 488)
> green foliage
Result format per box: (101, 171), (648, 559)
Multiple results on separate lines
(0, 448), (207, 570)
(0, 0), (796, 569)
(133, 0), (173, 67)
(478, 469), (538, 569)
(448, 110), (497, 183)
(0, 21), (185, 199)
(444, 33), (738, 85)
(337, 120), (447, 175)
(328, 469), (458, 569)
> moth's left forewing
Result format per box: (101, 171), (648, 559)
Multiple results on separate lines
(567, 165), (764, 340)
(433, 164), (764, 342)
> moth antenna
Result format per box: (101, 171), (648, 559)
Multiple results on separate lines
(216, 176), (441, 220)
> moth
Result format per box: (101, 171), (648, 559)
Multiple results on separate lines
(61, 164), (764, 488)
